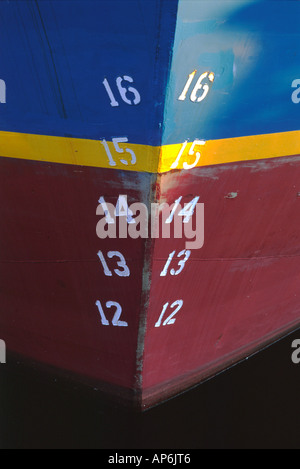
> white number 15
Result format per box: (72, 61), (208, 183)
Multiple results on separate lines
(171, 140), (205, 170)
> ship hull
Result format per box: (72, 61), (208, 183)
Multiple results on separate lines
(1, 0), (300, 409)
(142, 154), (300, 406)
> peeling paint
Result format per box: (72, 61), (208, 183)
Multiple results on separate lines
(225, 192), (238, 199)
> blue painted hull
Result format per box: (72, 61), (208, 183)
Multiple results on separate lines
(0, 1), (299, 144)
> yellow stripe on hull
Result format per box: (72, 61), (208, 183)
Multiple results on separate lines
(0, 131), (160, 173)
(159, 131), (300, 173)
(0, 130), (299, 173)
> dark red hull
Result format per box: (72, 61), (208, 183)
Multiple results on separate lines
(2, 154), (300, 408)
(142, 155), (300, 405)
(0, 157), (150, 397)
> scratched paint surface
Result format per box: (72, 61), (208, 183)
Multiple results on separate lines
(162, 0), (300, 144)
(0, 157), (154, 393)
(142, 155), (300, 405)
(1, 0), (300, 409)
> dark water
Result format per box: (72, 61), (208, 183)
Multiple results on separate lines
(1, 329), (300, 449)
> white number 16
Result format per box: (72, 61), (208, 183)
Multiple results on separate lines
(103, 75), (141, 107)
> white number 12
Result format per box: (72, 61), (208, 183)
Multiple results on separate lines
(96, 300), (128, 327)
(155, 300), (184, 328)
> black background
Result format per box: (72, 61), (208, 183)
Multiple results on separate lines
(1, 328), (300, 449)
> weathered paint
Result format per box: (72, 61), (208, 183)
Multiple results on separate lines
(142, 154), (300, 406)
(0, 131), (160, 173)
(1, 0), (300, 409)
(0, 157), (153, 392)
(0, 129), (299, 173)
(162, 0), (300, 144)
(159, 130), (300, 172)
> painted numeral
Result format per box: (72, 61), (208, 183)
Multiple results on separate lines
(155, 300), (184, 328)
(103, 75), (141, 107)
(165, 196), (182, 224)
(178, 70), (215, 103)
(98, 195), (135, 225)
(115, 195), (135, 224)
(97, 250), (130, 277)
(98, 196), (115, 224)
(103, 78), (119, 107)
(178, 70), (197, 102)
(95, 300), (128, 327)
(178, 196), (200, 223)
(171, 140), (205, 170)
(160, 250), (191, 277)
(112, 137), (137, 166)
(116, 76), (141, 106)
(165, 196), (200, 224)
(101, 137), (137, 167)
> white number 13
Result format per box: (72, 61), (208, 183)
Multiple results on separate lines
(97, 250), (130, 277)
(160, 250), (191, 277)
